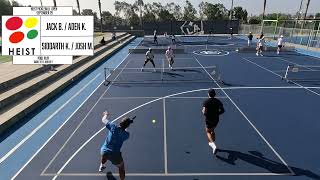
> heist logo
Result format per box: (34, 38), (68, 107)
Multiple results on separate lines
(5, 16), (39, 55)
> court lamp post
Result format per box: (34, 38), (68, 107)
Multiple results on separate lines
(53, 0), (57, 7)
(40, 0), (43, 6)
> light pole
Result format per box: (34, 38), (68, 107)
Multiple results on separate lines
(40, 0), (43, 6)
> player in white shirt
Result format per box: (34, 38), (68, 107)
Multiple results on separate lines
(256, 35), (265, 56)
(277, 35), (284, 55)
(165, 47), (174, 69)
(142, 48), (156, 72)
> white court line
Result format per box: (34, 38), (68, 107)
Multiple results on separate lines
(101, 96), (228, 100)
(49, 52), (134, 179)
(11, 50), (135, 180)
(0, 73), (101, 165)
(242, 57), (320, 97)
(163, 99), (168, 174)
(108, 66), (217, 70)
(42, 172), (292, 176)
(192, 56), (296, 175)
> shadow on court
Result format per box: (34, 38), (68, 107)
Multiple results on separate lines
(106, 172), (117, 180)
(216, 149), (320, 180)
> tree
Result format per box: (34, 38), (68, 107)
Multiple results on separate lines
(101, 11), (114, 25)
(142, 12), (156, 23)
(183, 0), (197, 21)
(81, 9), (99, 27)
(249, 16), (261, 24)
(81, 9), (95, 16)
(173, 4), (183, 21)
(158, 9), (175, 21)
(114, 1), (139, 25)
(11, 0), (21, 7)
(0, 0), (13, 16)
(202, 2), (228, 20)
(233, 6), (248, 22)
(72, 9), (79, 15)
(133, 0), (144, 26)
(315, 13), (320, 19)
(165, 3), (182, 20)
(198, 1), (206, 20)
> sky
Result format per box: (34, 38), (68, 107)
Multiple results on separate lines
(13, 0), (320, 17)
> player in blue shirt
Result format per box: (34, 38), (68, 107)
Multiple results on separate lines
(99, 111), (133, 180)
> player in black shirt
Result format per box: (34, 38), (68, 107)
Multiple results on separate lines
(248, 32), (253, 46)
(202, 89), (225, 154)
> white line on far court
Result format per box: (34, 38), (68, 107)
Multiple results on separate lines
(41, 172), (293, 176)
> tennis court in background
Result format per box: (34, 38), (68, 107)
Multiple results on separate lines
(4, 35), (320, 180)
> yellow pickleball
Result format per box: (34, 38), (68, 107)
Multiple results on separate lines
(152, 119), (156, 123)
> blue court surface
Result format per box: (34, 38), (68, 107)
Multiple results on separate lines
(1, 36), (320, 180)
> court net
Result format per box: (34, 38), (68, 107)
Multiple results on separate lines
(283, 65), (320, 82)
(104, 66), (222, 85)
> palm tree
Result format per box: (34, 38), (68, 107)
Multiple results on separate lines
(98, 0), (103, 32)
(76, 0), (81, 14)
(260, 0), (267, 33)
(262, 0), (266, 20)
(303, 0), (311, 20)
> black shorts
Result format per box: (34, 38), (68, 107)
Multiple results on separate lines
(145, 58), (154, 63)
(101, 151), (123, 166)
(259, 46), (263, 51)
(205, 119), (219, 129)
(169, 57), (174, 64)
(278, 45), (283, 48)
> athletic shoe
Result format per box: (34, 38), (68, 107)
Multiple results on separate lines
(209, 142), (217, 155)
(154, 69), (156, 72)
(277, 51), (280, 55)
(141, 67), (144, 72)
(260, 54), (263, 56)
(256, 53), (259, 56)
(99, 165), (106, 172)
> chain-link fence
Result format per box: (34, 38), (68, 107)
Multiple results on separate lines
(239, 20), (320, 48)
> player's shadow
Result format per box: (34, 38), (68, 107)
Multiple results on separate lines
(215, 149), (320, 180)
(105, 171), (117, 180)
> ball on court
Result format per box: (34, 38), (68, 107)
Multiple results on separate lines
(152, 119), (156, 123)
